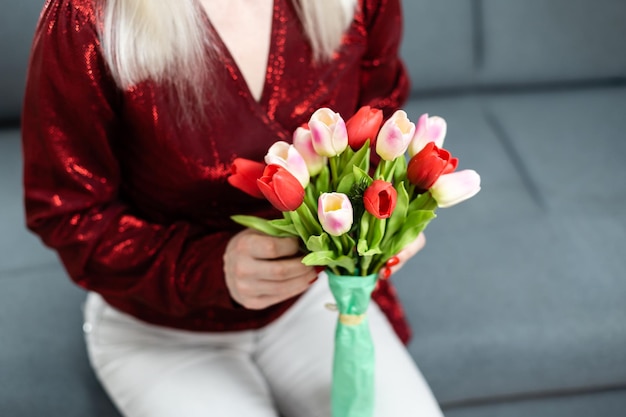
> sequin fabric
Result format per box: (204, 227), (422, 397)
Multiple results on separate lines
(22, 0), (411, 343)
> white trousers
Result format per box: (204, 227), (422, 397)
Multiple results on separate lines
(83, 278), (443, 417)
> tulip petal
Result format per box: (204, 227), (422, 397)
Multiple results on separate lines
(430, 170), (481, 208)
(363, 180), (397, 219)
(376, 110), (415, 161)
(293, 127), (327, 176)
(309, 108), (348, 157)
(265, 141), (310, 187)
(409, 114), (448, 157)
(227, 158), (266, 198)
(318, 193), (353, 236)
(346, 106), (383, 150)
(257, 165), (305, 211)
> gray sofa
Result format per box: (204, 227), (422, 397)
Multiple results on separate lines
(2, 1), (625, 416)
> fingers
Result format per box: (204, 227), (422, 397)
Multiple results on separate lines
(234, 229), (301, 259)
(230, 255), (313, 285)
(224, 229), (318, 310)
(248, 270), (318, 310)
(227, 260), (318, 310)
(379, 232), (427, 280)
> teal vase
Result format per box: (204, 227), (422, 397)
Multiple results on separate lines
(327, 270), (378, 417)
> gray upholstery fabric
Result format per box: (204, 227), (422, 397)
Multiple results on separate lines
(0, 264), (120, 417)
(394, 90), (626, 405)
(444, 390), (626, 417)
(400, 1), (476, 91)
(479, 0), (626, 85)
(0, 1), (42, 121)
(0, 131), (59, 270)
(0, 133), (120, 415)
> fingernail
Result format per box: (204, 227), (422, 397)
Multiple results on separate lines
(381, 267), (392, 281)
(386, 256), (400, 268)
(314, 266), (325, 273)
(309, 277), (319, 285)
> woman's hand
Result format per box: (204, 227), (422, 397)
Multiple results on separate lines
(223, 229), (318, 310)
(379, 232), (426, 280)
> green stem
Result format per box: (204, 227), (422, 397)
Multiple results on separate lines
(360, 255), (374, 276)
(340, 233), (352, 256)
(296, 203), (323, 238)
(329, 156), (339, 188)
(374, 159), (387, 180)
(407, 182), (416, 199)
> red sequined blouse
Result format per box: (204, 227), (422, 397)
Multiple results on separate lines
(22, 0), (412, 343)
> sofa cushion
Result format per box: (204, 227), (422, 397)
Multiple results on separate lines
(0, 264), (121, 417)
(395, 88), (626, 405)
(444, 389), (626, 417)
(0, 130), (58, 271)
(400, 0), (476, 92)
(0, 0), (41, 122)
(478, 0), (626, 85)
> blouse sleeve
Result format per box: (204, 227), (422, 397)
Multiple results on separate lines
(21, 0), (237, 317)
(358, 0), (411, 116)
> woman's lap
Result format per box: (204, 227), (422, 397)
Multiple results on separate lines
(83, 278), (442, 417)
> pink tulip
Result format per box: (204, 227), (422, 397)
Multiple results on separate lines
(318, 193), (353, 236)
(264, 141), (310, 187)
(408, 114), (448, 157)
(375, 110), (416, 161)
(292, 126), (328, 176)
(430, 170), (481, 208)
(308, 108), (348, 157)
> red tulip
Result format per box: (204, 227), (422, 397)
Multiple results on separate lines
(407, 142), (458, 191)
(346, 106), (384, 150)
(227, 158), (266, 198)
(363, 180), (397, 219)
(257, 164), (305, 211)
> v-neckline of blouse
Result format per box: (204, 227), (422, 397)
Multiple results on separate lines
(199, 0), (278, 109)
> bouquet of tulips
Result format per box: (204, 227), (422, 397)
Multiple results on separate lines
(228, 106), (480, 417)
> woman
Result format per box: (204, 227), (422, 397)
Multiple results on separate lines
(22, 0), (443, 415)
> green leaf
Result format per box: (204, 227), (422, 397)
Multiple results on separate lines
(336, 173), (356, 194)
(267, 219), (298, 235)
(340, 140), (371, 178)
(231, 215), (297, 237)
(359, 210), (371, 243)
(409, 191), (438, 211)
(301, 250), (336, 266)
(315, 165), (330, 193)
(295, 203), (323, 235)
(361, 247), (383, 257)
(357, 238), (369, 256)
(338, 145), (355, 169)
(393, 155), (408, 185)
(301, 251), (356, 273)
(368, 217), (386, 250)
(352, 165), (373, 186)
(284, 211), (310, 241)
(330, 234), (344, 255)
(357, 211), (386, 254)
(386, 210), (436, 255)
(306, 233), (331, 252)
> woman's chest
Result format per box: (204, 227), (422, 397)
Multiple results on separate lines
(113, 15), (368, 220)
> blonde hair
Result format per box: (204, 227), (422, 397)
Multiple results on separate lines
(98, 0), (357, 117)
